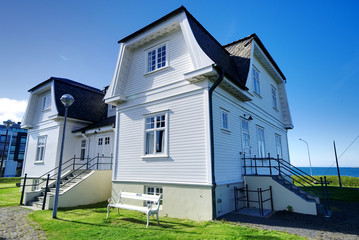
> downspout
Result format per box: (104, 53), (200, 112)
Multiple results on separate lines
(208, 66), (224, 220)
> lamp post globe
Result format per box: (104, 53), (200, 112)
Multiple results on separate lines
(299, 138), (313, 176)
(0, 120), (14, 179)
(53, 94), (74, 218)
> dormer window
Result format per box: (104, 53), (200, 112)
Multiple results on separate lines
(42, 94), (51, 110)
(146, 43), (168, 73)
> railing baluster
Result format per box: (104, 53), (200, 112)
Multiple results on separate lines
(246, 184), (249, 208)
(277, 154), (281, 175)
(243, 153), (246, 175)
(254, 155), (258, 175)
(42, 174), (50, 210)
(20, 173), (27, 205)
(268, 153), (272, 175)
(73, 155), (76, 170)
(270, 186), (273, 211)
(97, 153), (99, 170)
(110, 153), (113, 170)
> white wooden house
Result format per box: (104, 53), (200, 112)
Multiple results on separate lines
(21, 77), (115, 208)
(103, 6), (322, 221)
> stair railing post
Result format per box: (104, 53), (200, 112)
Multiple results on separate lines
(110, 153), (113, 170)
(277, 154), (281, 175)
(97, 153), (99, 170)
(234, 187), (237, 211)
(86, 155), (89, 170)
(246, 184), (249, 208)
(42, 174), (50, 210)
(270, 186), (274, 211)
(73, 155), (76, 170)
(324, 176), (329, 214)
(260, 188), (264, 216)
(254, 155), (258, 175)
(243, 153), (246, 175)
(257, 188), (261, 216)
(268, 153), (272, 175)
(20, 173), (27, 205)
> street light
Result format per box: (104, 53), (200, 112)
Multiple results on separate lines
(299, 138), (312, 176)
(53, 94), (74, 218)
(0, 120), (14, 179)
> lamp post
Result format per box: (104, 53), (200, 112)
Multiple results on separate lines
(0, 120), (14, 179)
(299, 138), (312, 176)
(53, 94), (74, 219)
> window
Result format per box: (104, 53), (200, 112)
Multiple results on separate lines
(242, 119), (250, 149)
(146, 43), (167, 73)
(42, 94), (51, 110)
(221, 109), (229, 131)
(36, 136), (46, 162)
(145, 186), (163, 205)
(275, 134), (283, 158)
(144, 113), (167, 156)
(256, 127), (265, 158)
(80, 140), (86, 160)
(105, 137), (110, 145)
(111, 105), (116, 109)
(98, 138), (103, 146)
(253, 67), (260, 95)
(272, 86), (278, 109)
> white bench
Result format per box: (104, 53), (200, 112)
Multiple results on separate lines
(106, 191), (162, 228)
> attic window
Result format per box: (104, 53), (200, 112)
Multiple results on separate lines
(42, 94), (51, 110)
(146, 43), (168, 73)
(253, 67), (260, 95)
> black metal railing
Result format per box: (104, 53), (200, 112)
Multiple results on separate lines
(20, 154), (113, 206)
(234, 184), (273, 216)
(242, 153), (330, 215)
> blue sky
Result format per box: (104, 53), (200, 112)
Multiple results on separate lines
(1, 1), (358, 167)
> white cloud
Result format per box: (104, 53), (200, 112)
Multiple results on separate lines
(0, 98), (27, 123)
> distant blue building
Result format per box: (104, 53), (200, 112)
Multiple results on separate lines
(0, 122), (27, 177)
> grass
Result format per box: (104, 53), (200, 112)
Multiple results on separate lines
(293, 176), (359, 202)
(0, 177), (21, 207)
(29, 202), (306, 240)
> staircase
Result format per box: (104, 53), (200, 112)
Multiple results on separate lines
(242, 154), (331, 217)
(28, 170), (93, 209)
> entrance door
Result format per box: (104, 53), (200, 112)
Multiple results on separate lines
(96, 135), (112, 169)
(241, 119), (253, 174)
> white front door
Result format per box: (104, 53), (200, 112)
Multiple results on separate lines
(95, 135), (112, 169)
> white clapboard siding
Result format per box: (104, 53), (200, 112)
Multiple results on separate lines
(115, 91), (209, 184)
(124, 29), (194, 96)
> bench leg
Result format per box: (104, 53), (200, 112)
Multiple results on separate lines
(106, 205), (110, 219)
(117, 208), (120, 215)
(146, 214), (150, 228)
(156, 211), (159, 225)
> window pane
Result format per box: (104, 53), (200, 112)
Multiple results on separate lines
(146, 132), (154, 154)
(156, 130), (164, 153)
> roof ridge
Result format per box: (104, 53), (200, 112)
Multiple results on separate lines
(223, 33), (257, 48)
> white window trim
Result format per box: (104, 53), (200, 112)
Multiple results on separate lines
(35, 136), (47, 163)
(145, 186), (163, 208)
(80, 139), (86, 161)
(144, 41), (169, 75)
(275, 134), (283, 158)
(41, 94), (51, 111)
(252, 66), (261, 96)
(142, 110), (169, 159)
(271, 85), (278, 110)
(220, 108), (230, 133)
(256, 126), (266, 158)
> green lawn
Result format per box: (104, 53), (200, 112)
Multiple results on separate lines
(0, 177), (21, 207)
(29, 202), (306, 240)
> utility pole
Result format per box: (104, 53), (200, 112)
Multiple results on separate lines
(333, 141), (342, 188)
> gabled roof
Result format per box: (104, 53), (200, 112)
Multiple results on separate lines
(29, 77), (107, 123)
(224, 34), (286, 81)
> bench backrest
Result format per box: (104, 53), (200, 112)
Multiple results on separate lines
(119, 191), (161, 204)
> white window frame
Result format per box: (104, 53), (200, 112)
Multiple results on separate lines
(35, 136), (46, 163)
(145, 42), (169, 74)
(42, 94), (51, 111)
(272, 86), (278, 109)
(145, 186), (163, 206)
(80, 139), (86, 161)
(143, 111), (169, 158)
(220, 108), (230, 132)
(256, 126), (266, 158)
(241, 119), (250, 151)
(275, 134), (283, 158)
(98, 138), (103, 146)
(105, 137), (110, 145)
(252, 66), (260, 95)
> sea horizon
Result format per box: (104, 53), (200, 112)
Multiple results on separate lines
(297, 167), (359, 177)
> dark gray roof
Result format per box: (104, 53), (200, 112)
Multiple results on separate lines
(29, 77), (107, 123)
(118, 7), (285, 90)
(72, 116), (116, 133)
(224, 34), (286, 81)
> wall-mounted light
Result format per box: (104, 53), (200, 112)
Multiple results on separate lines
(243, 114), (253, 121)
